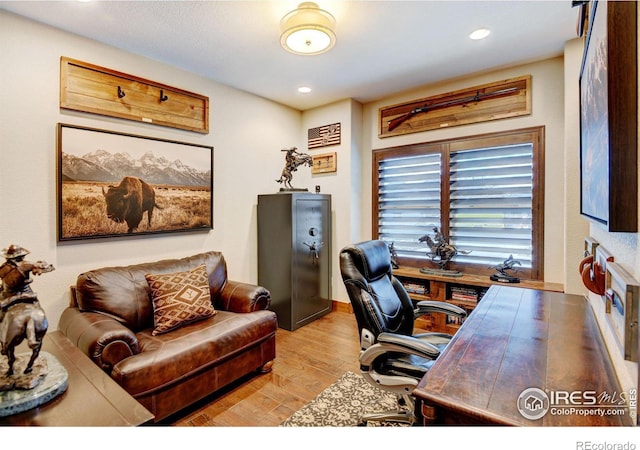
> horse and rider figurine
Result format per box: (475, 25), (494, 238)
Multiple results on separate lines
(387, 242), (399, 269)
(0, 244), (54, 381)
(276, 147), (313, 191)
(489, 254), (522, 283)
(418, 227), (470, 276)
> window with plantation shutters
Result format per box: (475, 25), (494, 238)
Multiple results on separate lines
(377, 151), (442, 261)
(373, 127), (544, 280)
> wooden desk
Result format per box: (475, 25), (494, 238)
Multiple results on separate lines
(414, 285), (633, 426)
(0, 331), (154, 426)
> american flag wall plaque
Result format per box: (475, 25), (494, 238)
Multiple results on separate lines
(308, 123), (341, 149)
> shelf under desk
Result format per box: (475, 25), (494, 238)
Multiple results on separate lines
(413, 285), (634, 426)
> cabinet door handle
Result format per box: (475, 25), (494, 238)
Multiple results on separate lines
(303, 241), (323, 262)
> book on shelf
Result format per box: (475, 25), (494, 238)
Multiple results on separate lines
(446, 307), (474, 325)
(451, 294), (478, 303)
(449, 285), (490, 303)
(403, 282), (429, 295)
(446, 315), (466, 325)
(450, 285), (479, 303)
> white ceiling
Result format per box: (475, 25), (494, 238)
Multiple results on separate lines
(0, 0), (580, 111)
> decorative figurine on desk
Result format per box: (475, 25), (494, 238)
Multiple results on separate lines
(489, 255), (521, 283)
(0, 245), (53, 382)
(275, 147), (313, 191)
(418, 227), (470, 277)
(388, 242), (399, 269)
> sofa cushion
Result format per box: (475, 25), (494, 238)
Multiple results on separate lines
(146, 264), (216, 336)
(110, 309), (277, 397)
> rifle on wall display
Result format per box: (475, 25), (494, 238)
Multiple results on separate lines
(378, 75), (531, 137)
(387, 86), (519, 131)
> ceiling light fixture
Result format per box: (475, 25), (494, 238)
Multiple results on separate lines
(280, 2), (336, 55)
(469, 28), (491, 40)
(298, 86), (312, 94)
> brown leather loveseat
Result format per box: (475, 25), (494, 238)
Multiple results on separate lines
(58, 251), (277, 422)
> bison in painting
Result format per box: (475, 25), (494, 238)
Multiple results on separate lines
(102, 176), (160, 233)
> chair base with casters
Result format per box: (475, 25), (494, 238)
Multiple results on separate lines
(357, 394), (416, 426)
(340, 240), (467, 426)
(357, 333), (419, 426)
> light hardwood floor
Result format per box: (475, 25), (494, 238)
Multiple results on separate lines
(169, 310), (363, 426)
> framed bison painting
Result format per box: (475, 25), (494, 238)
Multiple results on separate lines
(57, 123), (213, 241)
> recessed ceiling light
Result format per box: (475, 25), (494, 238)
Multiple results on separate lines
(469, 28), (491, 40)
(298, 86), (312, 94)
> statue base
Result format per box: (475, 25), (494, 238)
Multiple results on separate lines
(0, 351), (68, 417)
(279, 188), (308, 192)
(420, 268), (463, 278)
(490, 273), (520, 283)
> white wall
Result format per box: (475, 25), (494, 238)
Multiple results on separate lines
(301, 99), (363, 304)
(563, 38), (591, 295)
(358, 57), (568, 285)
(0, 11), (302, 329)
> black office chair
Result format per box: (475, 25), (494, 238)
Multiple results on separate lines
(340, 240), (466, 426)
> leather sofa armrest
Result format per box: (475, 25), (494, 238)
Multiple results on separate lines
(58, 307), (140, 372)
(217, 280), (272, 313)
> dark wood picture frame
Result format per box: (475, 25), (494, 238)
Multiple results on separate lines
(579, 0), (637, 232)
(57, 123), (213, 241)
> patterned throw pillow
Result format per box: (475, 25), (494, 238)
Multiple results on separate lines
(145, 264), (216, 335)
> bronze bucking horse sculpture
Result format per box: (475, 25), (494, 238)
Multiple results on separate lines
(0, 245), (53, 376)
(276, 147), (313, 190)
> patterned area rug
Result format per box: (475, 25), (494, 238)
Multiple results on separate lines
(280, 371), (410, 427)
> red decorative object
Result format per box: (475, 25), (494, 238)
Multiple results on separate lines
(579, 252), (612, 296)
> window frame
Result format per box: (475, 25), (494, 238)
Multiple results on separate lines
(372, 126), (545, 280)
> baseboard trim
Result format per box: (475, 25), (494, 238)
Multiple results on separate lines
(332, 300), (352, 314)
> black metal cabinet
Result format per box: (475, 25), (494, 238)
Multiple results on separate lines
(257, 192), (331, 330)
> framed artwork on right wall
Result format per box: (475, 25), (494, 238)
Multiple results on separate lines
(579, 0), (637, 232)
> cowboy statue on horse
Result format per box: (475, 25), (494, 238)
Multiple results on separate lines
(276, 147), (313, 190)
(418, 227), (470, 275)
(0, 244), (54, 378)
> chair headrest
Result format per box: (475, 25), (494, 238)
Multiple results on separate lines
(342, 240), (392, 282)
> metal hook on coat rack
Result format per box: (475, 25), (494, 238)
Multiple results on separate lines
(159, 90), (169, 102)
(117, 86), (126, 98)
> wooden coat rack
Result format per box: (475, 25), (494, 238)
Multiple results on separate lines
(60, 57), (209, 133)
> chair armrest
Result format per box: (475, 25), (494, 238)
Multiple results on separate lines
(378, 332), (441, 359)
(217, 280), (272, 313)
(58, 307), (139, 372)
(360, 332), (441, 369)
(415, 300), (467, 319)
